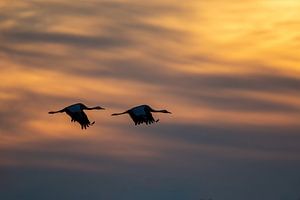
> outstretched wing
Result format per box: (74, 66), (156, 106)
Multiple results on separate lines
(72, 111), (95, 129)
(129, 109), (158, 125)
(144, 110), (159, 125)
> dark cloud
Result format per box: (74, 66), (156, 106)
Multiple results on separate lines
(1, 120), (300, 200)
(0, 45), (60, 60)
(0, 0), (184, 45)
(147, 123), (300, 156)
(1, 149), (300, 200)
(143, 72), (300, 95)
(170, 88), (300, 112)
(2, 30), (131, 48)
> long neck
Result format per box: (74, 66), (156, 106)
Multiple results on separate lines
(112, 111), (128, 116)
(48, 108), (65, 114)
(85, 106), (99, 110)
(149, 108), (165, 113)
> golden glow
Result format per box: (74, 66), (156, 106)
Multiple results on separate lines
(1, 0), (300, 171)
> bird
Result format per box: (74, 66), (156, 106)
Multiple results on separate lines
(112, 104), (171, 125)
(48, 103), (105, 129)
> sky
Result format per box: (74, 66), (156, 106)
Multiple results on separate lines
(0, 0), (300, 199)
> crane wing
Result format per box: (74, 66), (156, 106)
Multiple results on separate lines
(72, 111), (94, 129)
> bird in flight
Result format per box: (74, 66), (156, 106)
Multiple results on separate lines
(112, 104), (171, 125)
(48, 103), (105, 129)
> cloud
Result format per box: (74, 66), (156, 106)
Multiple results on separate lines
(1, 0), (300, 200)
(2, 30), (132, 48)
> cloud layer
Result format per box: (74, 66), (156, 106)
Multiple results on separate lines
(1, 0), (300, 200)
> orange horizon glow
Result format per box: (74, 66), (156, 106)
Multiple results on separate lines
(1, 0), (300, 174)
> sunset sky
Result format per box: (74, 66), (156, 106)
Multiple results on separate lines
(1, 0), (300, 199)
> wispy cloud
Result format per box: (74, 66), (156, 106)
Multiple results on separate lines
(1, 0), (300, 199)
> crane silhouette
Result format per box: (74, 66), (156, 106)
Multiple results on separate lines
(112, 104), (171, 125)
(48, 103), (104, 129)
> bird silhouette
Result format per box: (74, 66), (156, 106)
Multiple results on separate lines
(112, 104), (171, 125)
(48, 103), (105, 129)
